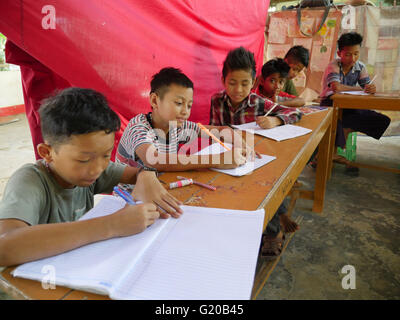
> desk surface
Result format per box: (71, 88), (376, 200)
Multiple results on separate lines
(0, 109), (333, 300)
(331, 93), (400, 111)
(328, 93), (400, 178)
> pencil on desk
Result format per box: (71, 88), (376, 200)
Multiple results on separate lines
(197, 123), (231, 151)
(177, 176), (217, 191)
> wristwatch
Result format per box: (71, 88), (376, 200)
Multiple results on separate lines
(138, 165), (159, 177)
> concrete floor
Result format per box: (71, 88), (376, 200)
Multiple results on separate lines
(0, 114), (399, 300)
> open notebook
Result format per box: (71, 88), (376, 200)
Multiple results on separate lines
(12, 196), (264, 300)
(232, 122), (312, 142)
(194, 143), (276, 176)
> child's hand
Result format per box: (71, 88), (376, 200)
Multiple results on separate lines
(256, 116), (282, 129)
(217, 147), (247, 169)
(132, 171), (183, 218)
(364, 83), (376, 94)
(243, 142), (261, 161)
(111, 203), (160, 237)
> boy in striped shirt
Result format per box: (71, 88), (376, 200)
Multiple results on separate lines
(320, 32), (390, 174)
(117, 67), (253, 172)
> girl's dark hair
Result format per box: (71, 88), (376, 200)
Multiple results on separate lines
(222, 46), (256, 80)
(150, 67), (193, 99)
(284, 45), (310, 68)
(337, 32), (363, 51)
(39, 87), (121, 146)
(261, 58), (290, 79)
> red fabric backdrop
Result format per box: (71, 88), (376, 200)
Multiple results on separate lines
(0, 0), (269, 158)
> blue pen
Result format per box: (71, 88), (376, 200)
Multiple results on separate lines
(119, 187), (136, 204)
(113, 186), (135, 205)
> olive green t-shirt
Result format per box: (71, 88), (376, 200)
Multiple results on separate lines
(283, 79), (298, 96)
(0, 160), (125, 226)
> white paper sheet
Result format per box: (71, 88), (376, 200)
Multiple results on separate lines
(340, 91), (370, 96)
(232, 122), (312, 142)
(194, 143), (276, 176)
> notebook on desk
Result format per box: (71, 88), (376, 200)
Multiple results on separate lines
(12, 196), (264, 300)
(232, 122), (312, 142)
(194, 143), (276, 177)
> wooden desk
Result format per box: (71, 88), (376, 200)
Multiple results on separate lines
(0, 109), (333, 300)
(329, 94), (400, 178)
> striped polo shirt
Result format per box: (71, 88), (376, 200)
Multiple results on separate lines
(320, 59), (370, 105)
(116, 113), (200, 168)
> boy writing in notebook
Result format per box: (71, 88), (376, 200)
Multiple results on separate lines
(256, 58), (305, 108)
(117, 67), (254, 172)
(320, 32), (390, 171)
(209, 46), (302, 130)
(0, 88), (182, 267)
(209, 47), (301, 260)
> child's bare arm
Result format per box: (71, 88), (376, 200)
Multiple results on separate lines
(280, 97), (306, 108)
(134, 143), (245, 172)
(330, 81), (362, 92)
(0, 203), (159, 267)
(256, 116), (283, 129)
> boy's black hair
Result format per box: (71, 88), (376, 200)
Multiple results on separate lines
(261, 58), (290, 79)
(284, 45), (310, 68)
(222, 46), (256, 79)
(150, 67), (193, 99)
(337, 32), (363, 51)
(39, 87), (121, 147)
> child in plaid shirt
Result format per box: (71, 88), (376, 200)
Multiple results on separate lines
(209, 47), (302, 260)
(209, 47), (302, 129)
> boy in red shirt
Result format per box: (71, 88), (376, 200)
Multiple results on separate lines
(256, 58), (305, 108)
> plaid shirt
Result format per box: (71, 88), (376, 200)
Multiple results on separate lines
(209, 91), (302, 126)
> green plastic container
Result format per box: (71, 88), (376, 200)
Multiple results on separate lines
(337, 132), (357, 162)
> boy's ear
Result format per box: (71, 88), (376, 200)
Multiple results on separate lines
(221, 76), (225, 87)
(149, 92), (159, 110)
(37, 143), (53, 163)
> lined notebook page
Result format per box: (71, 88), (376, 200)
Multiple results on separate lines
(233, 122), (312, 141)
(194, 143), (276, 176)
(12, 196), (169, 295)
(112, 205), (264, 300)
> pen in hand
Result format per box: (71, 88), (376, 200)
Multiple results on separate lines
(113, 186), (136, 205)
(368, 75), (377, 84)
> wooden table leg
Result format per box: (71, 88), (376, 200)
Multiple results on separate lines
(327, 105), (339, 180)
(312, 120), (331, 213)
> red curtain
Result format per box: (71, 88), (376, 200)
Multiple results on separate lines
(0, 0), (269, 159)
